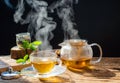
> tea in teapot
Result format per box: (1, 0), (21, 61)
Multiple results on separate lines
(59, 39), (102, 69)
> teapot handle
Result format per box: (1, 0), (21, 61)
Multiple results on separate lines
(89, 43), (103, 64)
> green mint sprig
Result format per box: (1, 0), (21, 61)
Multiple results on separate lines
(22, 40), (42, 50)
(16, 40), (42, 64)
(16, 54), (29, 64)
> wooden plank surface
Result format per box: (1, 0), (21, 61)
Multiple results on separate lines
(0, 56), (120, 83)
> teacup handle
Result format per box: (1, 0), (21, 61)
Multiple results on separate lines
(89, 43), (103, 64)
(56, 58), (62, 66)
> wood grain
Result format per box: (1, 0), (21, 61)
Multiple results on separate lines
(0, 56), (120, 83)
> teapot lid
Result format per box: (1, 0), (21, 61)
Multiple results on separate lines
(59, 39), (87, 46)
(69, 39), (87, 46)
(1, 67), (20, 80)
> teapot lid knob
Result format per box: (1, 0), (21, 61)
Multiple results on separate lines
(1, 66), (21, 80)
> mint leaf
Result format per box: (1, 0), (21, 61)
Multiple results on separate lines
(29, 43), (36, 50)
(23, 54), (29, 61)
(28, 41), (42, 51)
(32, 41), (42, 45)
(16, 59), (25, 63)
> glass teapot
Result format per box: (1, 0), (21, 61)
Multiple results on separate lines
(59, 39), (103, 69)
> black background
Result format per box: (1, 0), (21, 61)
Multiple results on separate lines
(0, 0), (120, 57)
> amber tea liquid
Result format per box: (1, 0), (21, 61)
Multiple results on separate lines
(31, 59), (55, 74)
(61, 57), (91, 69)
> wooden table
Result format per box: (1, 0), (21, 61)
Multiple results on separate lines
(0, 55), (120, 83)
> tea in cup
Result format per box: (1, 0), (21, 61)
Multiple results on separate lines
(30, 50), (61, 74)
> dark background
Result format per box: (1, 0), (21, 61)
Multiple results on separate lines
(0, 0), (120, 57)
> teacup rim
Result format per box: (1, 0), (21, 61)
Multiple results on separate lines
(30, 50), (58, 57)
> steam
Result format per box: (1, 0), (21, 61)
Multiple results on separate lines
(14, 0), (24, 23)
(4, 0), (80, 50)
(49, 0), (79, 40)
(14, 0), (56, 50)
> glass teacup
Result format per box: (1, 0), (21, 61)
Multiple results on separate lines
(30, 50), (62, 75)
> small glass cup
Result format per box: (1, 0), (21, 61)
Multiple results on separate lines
(16, 32), (31, 49)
